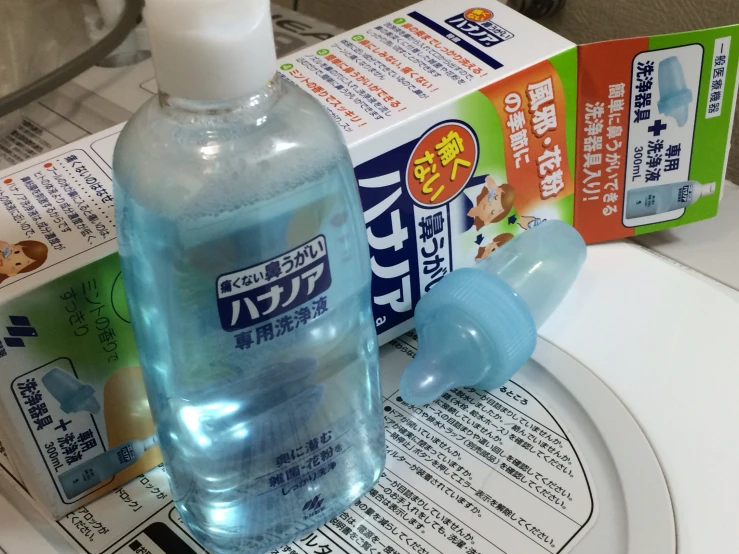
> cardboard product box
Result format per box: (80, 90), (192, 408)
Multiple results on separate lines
(0, 250), (157, 518)
(274, 2), (738, 341)
(0, 0), (736, 518)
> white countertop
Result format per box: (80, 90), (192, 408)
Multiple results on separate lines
(633, 181), (739, 291)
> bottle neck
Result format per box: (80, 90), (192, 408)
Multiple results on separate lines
(157, 73), (283, 117)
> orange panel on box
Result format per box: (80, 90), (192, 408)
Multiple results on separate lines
(482, 59), (574, 217)
(574, 37), (648, 243)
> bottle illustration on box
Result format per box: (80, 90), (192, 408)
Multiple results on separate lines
(657, 56), (693, 127)
(58, 434), (159, 498)
(42, 367), (100, 414)
(625, 180), (716, 218)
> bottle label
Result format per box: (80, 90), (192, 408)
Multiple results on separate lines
(79, 466), (97, 483)
(268, 428), (342, 504)
(676, 183), (692, 203)
(117, 444), (137, 465)
(215, 235), (332, 332)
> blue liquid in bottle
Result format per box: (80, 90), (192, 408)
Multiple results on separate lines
(112, 1), (384, 552)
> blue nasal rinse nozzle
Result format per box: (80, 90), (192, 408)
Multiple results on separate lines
(657, 56), (693, 127)
(399, 220), (586, 406)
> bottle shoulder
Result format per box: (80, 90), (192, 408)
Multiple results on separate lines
(119, 81), (343, 161)
(113, 80), (352, 213)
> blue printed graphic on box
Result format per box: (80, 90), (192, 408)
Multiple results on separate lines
(356, 120), (480, 336)
(216, 236), (332, 332)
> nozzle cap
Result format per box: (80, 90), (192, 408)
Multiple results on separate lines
(480, 220), (587, 328)
(400, 220), (587, 406)
(400, 268), (536, 405)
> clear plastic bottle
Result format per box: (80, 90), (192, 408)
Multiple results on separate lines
(111, 1), (385, 552)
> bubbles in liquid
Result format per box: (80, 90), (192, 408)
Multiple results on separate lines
(119, 91), (350, 221)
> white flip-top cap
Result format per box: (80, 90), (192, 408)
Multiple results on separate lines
(145, 0), (277, 101)
(700, 182), (716, 197)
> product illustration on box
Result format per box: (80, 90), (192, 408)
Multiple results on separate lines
(576, 30), (736, 240)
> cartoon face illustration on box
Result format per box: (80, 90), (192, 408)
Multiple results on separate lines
(0, 239), (48, 284)
(355, 117), (568, 337)
(400, 121), (547, 264)
(449, 175), (549, 264)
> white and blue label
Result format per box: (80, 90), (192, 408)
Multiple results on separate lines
(676, 183), (692, 203)
(358, 146), (430, 337)
(356, 121), (482, 337)
(216, 236), (332, 332)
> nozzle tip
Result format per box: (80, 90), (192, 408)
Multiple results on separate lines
(399, 357), (458, 406)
